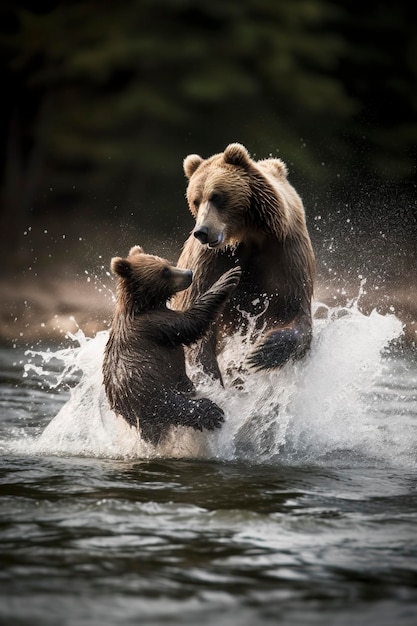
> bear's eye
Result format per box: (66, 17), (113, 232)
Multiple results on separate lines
(209, 192), (223, 206)
(193, 199), (199, 209)
(161, 267), (171, 280)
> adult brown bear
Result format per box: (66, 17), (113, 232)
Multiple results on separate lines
(174, 143), (315, 382)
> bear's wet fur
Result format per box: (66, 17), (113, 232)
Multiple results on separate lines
(174, 142), (315, 381)
(103, 245), (241, 445)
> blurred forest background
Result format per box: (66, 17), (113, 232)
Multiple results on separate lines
(0, 0), (416, 342)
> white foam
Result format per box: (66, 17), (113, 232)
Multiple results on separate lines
(23, 296), (413, 467)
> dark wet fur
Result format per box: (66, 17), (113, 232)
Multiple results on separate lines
(103, 265), (241, 445)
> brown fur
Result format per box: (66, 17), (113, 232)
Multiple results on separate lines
(103, 245), (241, 445)
(174, 143), (315, 380)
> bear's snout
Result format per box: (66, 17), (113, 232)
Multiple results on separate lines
(193, 225), (209, 244)
(192, 200), (226, 248)
(193, 225), (224, 248)
(171, 267), (193, 292)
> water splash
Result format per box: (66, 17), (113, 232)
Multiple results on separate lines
(20, 294), (414, 467)
(208, 297), (408, 467)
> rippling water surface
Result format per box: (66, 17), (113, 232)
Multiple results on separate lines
(1, 303), (417, 626)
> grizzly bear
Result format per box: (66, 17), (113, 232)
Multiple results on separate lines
(102, 245), (241, 445)
(174, 142), (315, 381)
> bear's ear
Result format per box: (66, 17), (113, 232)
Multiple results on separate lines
(128, 245), (144, 257)
(223, 143), (251, 168)
(184, 154), (203, 178)
(111, 257), (132, 278)
(258, 158), (288, 180)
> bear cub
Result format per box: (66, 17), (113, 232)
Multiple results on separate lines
(103, 245), (241, 445)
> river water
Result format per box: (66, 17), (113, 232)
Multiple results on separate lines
(1, 299), (417, 625)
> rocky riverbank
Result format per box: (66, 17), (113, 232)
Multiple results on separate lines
(1, 271), (416, 349)
(0, 271), (114, 346)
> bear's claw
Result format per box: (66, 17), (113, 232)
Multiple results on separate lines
(200, 406), (225, 431)
(247, 328), (300, 370)
(180, 397), (225, 432)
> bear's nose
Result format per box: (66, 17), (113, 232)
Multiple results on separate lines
(193, 225), (209, 244)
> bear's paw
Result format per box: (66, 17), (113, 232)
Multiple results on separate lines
(181, 397), (225, 432)
(247, 328), (300, 370)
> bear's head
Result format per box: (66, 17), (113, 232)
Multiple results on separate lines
(183, 142), (290, 248)
(111, 245), (193, 310)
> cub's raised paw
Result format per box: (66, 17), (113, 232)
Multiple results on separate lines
(193, 398), (225, 432)
(210, 267), (242, 293)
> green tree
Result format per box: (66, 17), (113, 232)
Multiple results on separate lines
(0, 0), (415, 272)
